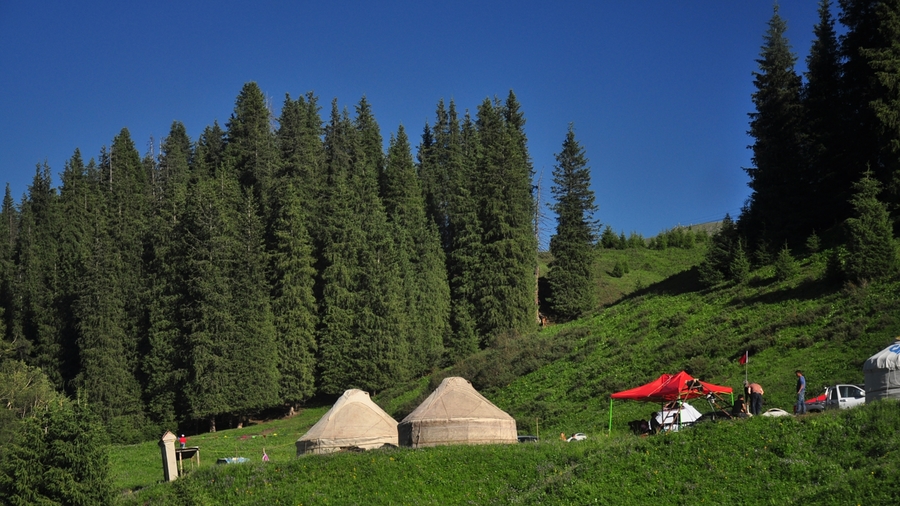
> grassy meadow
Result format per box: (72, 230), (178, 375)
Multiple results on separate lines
(112, 243), (900, 504)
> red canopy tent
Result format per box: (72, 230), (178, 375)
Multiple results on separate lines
(608, 371), (733, 433)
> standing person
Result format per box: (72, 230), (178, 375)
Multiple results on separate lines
(179, 434), (186, 449)
(795, 370), (807, 415)
(747, 381), (764, 415)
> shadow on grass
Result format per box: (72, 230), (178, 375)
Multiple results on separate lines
(616, 266), (705, 303)
(733, 276), (840, 307)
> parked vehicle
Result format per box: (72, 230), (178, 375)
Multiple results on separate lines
(805, 384), (865, 412)
(825, 384), (866, 409)
(517, 435), (539, 443)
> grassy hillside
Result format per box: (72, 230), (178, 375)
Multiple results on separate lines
(119, 401), (900, 504)
(111, 244), (900, 503)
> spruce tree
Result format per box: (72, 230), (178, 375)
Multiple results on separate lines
(0, 396), (113, 506)
(839, 0), (892, 214)
(804, 0), (848, 231)
(144, 122), (193, 428)
(227, 82), (278, 204)
(699, 214), (739, 287)
(317, 101), (408, 393)
(546, 124), (598, 320)
(862, 0), (900, 218)
(472, 97), (537, 341)
(268, 182), (317, 407)
(15, 164), (66, 387)
(382, 125), (450, 373)
(843, 173), (898, 282)
(443, 111), (482, 360)
(742, 6), (808, 249)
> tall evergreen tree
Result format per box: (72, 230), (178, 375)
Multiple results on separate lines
(15, 164), (66, 387)
(442, 111), (482, 360)
(861, 0), (900, 219)
(839, 0), (891, 213)
(547, 124), (598, 320)
(741, 6), (808, 250)
(271, 93), (323, 407)
(144, 122), (193, 428)
(0, 186), (17, 358)
(316, 101), (408, 393)
(804, 0), (849, 232)
(227, 82), (278, 204)
(472, 97), (537, 340)
(382, 125), (449, 373)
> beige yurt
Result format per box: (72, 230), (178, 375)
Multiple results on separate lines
(295, 389), (398, 455)
(398, 377), (517, 448)
(864, 339), (900, 402)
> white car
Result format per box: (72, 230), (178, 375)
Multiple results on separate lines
(566, 433), (586, 442)
(824, 384), (866, 410)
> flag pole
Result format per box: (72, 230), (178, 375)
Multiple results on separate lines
(744, 351), (748, 383)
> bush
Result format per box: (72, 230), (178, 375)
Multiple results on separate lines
(610, 259), (629, 278)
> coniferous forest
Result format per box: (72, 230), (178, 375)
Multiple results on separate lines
(0, 87), (542, 442)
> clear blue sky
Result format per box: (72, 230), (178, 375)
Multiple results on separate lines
(1, 1), (824, 244)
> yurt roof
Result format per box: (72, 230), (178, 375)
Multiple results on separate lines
(400, 377), (513, 422)
(863, 340), (900, 371)
(298, 389), (397, 442)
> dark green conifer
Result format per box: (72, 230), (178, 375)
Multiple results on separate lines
(843, 174), (898, 282)
(742, 6), (807, 249)
(472, 97), (537, 340)
(382, 125), (450, 372)
(0, 396), (113, 505)
(547, 124), (598, 320)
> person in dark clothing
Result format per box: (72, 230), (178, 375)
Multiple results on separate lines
(732, 395), (748, 417)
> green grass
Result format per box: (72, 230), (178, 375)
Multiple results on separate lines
(111, 407), (329, 494)
(117, 401), (900, 505)
(111, 245), (900, 503)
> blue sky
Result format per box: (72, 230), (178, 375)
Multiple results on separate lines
(1, 1), (825, 244)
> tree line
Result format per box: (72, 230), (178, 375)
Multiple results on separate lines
(0, 85), (582, 440)
(703, 0), (900, 285)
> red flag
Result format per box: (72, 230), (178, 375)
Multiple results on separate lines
(738, 351), (748, 365)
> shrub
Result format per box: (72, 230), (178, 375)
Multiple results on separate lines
(610, 259), (629, 278)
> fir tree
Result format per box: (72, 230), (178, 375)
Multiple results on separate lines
(547, 124), (598, 320)
(268, 182), (318, 407)
(382, 125), (450, 373)
(804, 0), (849, 231)
(843, 173), (898, 282)
(862, 0), (900, 218)
(317, 101), (408, 393)
(730, 238), (752, 284)
(15, 164), (66, 387)
(742, 6), (808, 249)
(442, 111), (482, 360)
(774, 243), (800, 281)
(0, 396), (114, 506)
(699, 214), (739, 287)
(227, 82), (278, 203)
(472, 97), (537, 340)
(144, 122), (193, 428)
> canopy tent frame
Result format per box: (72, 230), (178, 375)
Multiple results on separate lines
(607, 371), (734, 435)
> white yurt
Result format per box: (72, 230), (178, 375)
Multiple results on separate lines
(863, 339), (900, 402)
(295, 389), (398, 455)
(397, 377), (517, 448)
